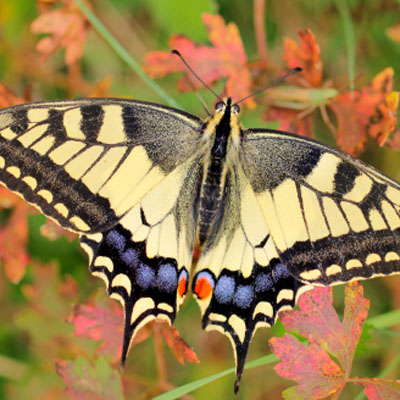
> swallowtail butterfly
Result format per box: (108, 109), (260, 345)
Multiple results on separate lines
(0, 92), (399, 391)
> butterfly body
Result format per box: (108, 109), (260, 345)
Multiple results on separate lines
(198, 98), (241, 245)
(0, 97), (399, 392)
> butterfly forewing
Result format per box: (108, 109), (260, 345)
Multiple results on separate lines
(240, 129), (400, 286)
(0, 99), (203, 232)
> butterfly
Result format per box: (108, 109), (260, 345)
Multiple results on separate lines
(0, 93), (399, 393)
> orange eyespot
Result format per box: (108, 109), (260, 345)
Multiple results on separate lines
(177, 269), (188, 298)
(193, 271), (215, 300)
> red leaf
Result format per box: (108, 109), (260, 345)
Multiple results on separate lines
(341, 282), (370, 370)
(283, 29), (323, 87)
(271, 283), (370, 399)
(31, 0), (89, 66)
(158, 321), (199, 365)
(279, 283), (369, 373)
(55, 357), (124, 400)
(70, 300), (123, 362)
(354, 378), (400, 400)
(269, 334), (345, 400)
(144, 13), (255, 107)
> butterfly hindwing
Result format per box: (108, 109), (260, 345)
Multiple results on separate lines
(240, 129), (400, 286)
(81, 154), (203, 362)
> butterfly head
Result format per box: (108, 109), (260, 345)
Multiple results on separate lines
(209, 98), (242, 147)
(214, 98), (240, 116)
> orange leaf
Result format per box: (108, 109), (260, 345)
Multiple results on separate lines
(283, 29), (323, 87)
(144, 13), (255, 107)
(387, 130), (400, 150)
(158, 321), (199, 365)
(368, 69), (398, 146)
(0, 188), (30, 283)
(0, 83), (27, 107)
(329, 68), (396, 154)
(386, 24), (400, 44)
(31, 0), (89, 66)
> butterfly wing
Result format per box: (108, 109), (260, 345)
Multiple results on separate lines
(241, 129), (400, 286)
(0, 98), (203, 361)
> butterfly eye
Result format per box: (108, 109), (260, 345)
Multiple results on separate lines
(215, 101), (225, 111)
(232, 104), (240, 114)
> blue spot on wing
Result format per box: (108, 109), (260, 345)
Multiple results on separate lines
(121, 248), (139, 267)
(214, 275), (235, 304)
(233, 285), (254, 309)
(107, 230), (126, 252)
(157, 263), (177, 293)
(255, 273), (274, 293)
(136, 263), (155, 289)
(273, 263), (289, 281)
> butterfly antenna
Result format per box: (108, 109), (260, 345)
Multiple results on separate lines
(234, 67), (303, 106)
(171, 49), (224, 103)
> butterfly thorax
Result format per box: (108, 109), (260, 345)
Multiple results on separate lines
(197, 98), (241, 245)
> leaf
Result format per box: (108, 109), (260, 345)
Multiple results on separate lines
(31, 0), (89, 66)
(387, 130), (400, 150)
(0, 83), (27, 108)
(269, 334), (345, 400)
(0, 187), (30, 283)
(263, 107), (314, 137)
(283, 29), (323, 87)
(279, 283), (369, 374)
(270, 282), (370, 399)
(144, 13), (255, 107)
(70, 300), (124, 362)
(386, 24), (400, 44)
(354, 377), (400, 400)
(341, 282), (370, 370)
(329, 68), (396, 154)
(157, 321), (199, 365)
(55, 357), (124, 400)
(368, 73), (398, 146)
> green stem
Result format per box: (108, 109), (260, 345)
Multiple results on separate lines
(334, 0), (356, 94)
(73, 0), (180, 108)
